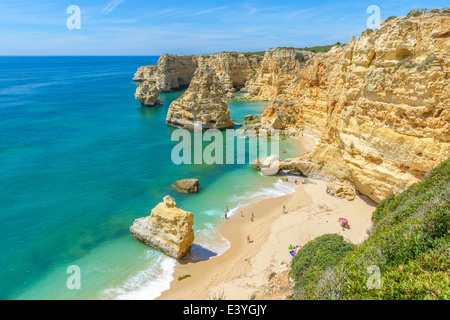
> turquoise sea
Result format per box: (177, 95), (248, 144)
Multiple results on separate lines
(0, 57), (302, 299)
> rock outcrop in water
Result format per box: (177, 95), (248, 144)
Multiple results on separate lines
(174, 179), (199, 193)
(130, 196), (194, 260)
(166, 65), (234, 130)
(134, 80), (162, 107)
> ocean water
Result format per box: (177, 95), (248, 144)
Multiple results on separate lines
(0, 57), (302, 300)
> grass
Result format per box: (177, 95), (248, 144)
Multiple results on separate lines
(290, 157), (450, 300)
(275, 42), (343, 53)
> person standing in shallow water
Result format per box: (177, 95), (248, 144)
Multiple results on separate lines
(225, 206), (229, 219)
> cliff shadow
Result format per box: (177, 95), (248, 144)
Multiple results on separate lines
(179, 243), (217, 265)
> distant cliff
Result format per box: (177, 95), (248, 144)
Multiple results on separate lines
(134, 52), (263, 93)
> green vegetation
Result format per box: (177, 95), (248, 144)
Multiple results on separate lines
(178, 274), (191, 281)
(290, 157), (450, 300)
(243, 51), (266, 56)
(295, 52), (306, 63)
(276, 42), (343, 53)
(417, 56), (437, 72)
(407, 7), (450, 16)
(290, 234), (355, 295)
(297, 42), (343, 52)
(395, 55), (442, 72)
(385, 16), (397, 21)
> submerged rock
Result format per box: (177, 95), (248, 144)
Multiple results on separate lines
(130, 196), (194, 260)
(134, 81), (162, 107)
(174, 179), (199, 193)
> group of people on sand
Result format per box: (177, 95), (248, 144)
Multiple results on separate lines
(225, 206), (255, 243)
(326, 186), (335, 196)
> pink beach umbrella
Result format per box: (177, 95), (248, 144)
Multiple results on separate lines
(338, 218), (348, 223)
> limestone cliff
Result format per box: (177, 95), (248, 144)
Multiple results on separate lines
(133, 65), (159, 82)
(243, 48), (316, 100)
(130, 196), (194, 260)
(133, 52), (262, 93)
(166, 65), (234, 130)
(270, 13), (450, 202)
(134, 80), (162, 107)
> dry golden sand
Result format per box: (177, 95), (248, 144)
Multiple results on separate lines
(157, 177), (377, 300)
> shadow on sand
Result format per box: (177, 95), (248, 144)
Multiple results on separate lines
(179, 243), (217, 265)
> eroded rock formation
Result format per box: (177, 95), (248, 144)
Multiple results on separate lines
(134, 12), (449, 203)
(134, 80), (162, 107)
(130, 196), (194, 260)
(166, 65), (234, 130)
(134, 52), (263, 93)
(268, 13), (450, 202)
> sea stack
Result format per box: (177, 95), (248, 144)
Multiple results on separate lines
(135, 80), (162, 107)
(130, 196), (194, 260)
(165, 65), (234, 130)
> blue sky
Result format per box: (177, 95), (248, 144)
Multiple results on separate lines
(0, 0), (448, 55)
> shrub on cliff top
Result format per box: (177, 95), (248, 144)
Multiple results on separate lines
(290, 234), (355, 290)
(291, 157), (450, 300)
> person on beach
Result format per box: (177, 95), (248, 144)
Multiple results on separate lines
(224, 206), (229, 219)
(247, 234), (251, 244)
(241, 211), (244, 218)
(282, 205), (287, 214)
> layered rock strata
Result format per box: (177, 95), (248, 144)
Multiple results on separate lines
(166, 65), (234, 130)
(133, 52), (263, 92)
(269, 13), (450, 202)
(243, 48), (316, 100)
(130, 196), (194, 260)
(134, 80), (162, 107)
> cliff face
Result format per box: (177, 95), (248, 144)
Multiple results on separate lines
(130, 196), (194, 260)
(197, 52), (262, 92)
(166, 65), (234, 130)
(259, 49), (337, 135)
(134, 52), (262, 93)
(243, 48), (316, 100)
(275, 13), (449, 202)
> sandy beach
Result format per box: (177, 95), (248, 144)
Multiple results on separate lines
(157, 175), (377, 300)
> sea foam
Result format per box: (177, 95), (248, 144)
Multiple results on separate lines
(102, 253), (176, 300)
